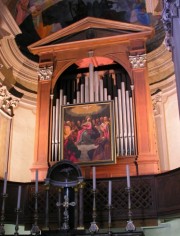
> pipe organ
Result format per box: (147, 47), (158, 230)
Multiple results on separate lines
(50, 66), (136, 163)
(29, 17), (159, 180)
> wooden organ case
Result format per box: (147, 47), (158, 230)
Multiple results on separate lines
(28, 17), (160, 181)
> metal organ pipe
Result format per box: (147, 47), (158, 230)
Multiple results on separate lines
(85, 75), (89, 103)
(52, 105), (56, 161)
(130, 85), (135, 155)
(58, 89), (63, 160)
(121, 81), (128, 155)
(126, 90), (131, 155)
(94, 71), (99, 102)
(54, 99), (59, 161)
(76, 78), (80, 104)
(89, 63), (94, 102)
(80, 77), (85, 103)
(112, 74), (120, 156)
(99, 77), (104, 102)
(117, 87), (123, 155)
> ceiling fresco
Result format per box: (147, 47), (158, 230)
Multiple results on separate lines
(6, 0), (164, 62)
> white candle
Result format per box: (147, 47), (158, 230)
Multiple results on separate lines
(108, 181), (112, 205)
(92, 167), (96, 190)
(3, 172), (7, 194)
(17, 185), (22, 209)
(126, 165), (131, 188)
(35, 169), (38, 193)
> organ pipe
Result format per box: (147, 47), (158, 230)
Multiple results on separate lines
(99, 77), (104, 102)
(89, 63), (94, 102)
(85, 75), (89, 103)
(94, 71), (99, 102)
(52, 106), (56, 160)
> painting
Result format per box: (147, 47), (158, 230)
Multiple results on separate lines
(14, 0), (156, 38)
(61, 101), (116, 165)
(12, 0), (163, 61)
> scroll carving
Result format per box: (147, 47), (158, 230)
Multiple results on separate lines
(152, 93), (162, 116)
(0, 83), (19, 116)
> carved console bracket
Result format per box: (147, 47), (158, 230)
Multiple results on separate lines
(0, 83), (19, 116)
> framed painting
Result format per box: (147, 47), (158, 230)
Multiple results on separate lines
(61, 101), (116, 166)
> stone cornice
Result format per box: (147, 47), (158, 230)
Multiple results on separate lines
(147, 43), (174, 84)
(0, 37), (38, 91)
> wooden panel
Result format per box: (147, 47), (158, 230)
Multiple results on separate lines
(156, 168), (180, 216)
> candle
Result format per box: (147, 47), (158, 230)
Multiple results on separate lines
(3, 172), (7, 194)
(108, 180), (112, 205)
(92, 167), (96, 190)
(126, 165), (131, 188)
(17, 185), (22, 209)
(35, 169), (38, 193)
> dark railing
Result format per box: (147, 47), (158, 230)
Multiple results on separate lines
(0, 168), (180, 230)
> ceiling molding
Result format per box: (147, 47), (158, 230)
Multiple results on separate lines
(0, 1), (21, 36)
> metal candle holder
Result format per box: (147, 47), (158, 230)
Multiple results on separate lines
(107, 204), (112, 235)
(14, 208), (21, 236)
(0, 193), (8, 235)
(31, 192), (40, 235)
(125, 187), (136, 232)
(89, 189), (99, 234)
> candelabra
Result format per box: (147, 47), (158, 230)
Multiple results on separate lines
(126, 187), (135, 232)
(107, 204), (112, 235)
(89, 190), (99, 234)
(14, 208), (21, 236)
(0, 193), (8, 235)
(31, 192), (40, 235)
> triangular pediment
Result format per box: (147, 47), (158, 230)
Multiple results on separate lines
(28, 17), (154, 54)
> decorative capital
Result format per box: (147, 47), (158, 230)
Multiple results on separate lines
(129, 54), (147, 69)
(0, 83), (19, 116)
(38, 65), (53, 81)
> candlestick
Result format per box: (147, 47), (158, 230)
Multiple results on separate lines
(92, 167), (96, 190)
(17, 186), (21, 209)
(108, 181), (112, 205)
(3, 172), (7, 195)
(35, 169), (38, 193)
(126, 165), (131, 188)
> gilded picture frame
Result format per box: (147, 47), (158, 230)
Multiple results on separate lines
(61, 101), (116, 166)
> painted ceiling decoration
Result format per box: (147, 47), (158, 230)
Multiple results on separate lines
(6, 0), (164, 62)
(0, 0), (174, 98)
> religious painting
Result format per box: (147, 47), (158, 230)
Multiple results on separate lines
(61, 101), (116, 166)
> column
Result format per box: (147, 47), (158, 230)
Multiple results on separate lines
(129, 53), (160, 174)
(32, 65), (53, 181)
